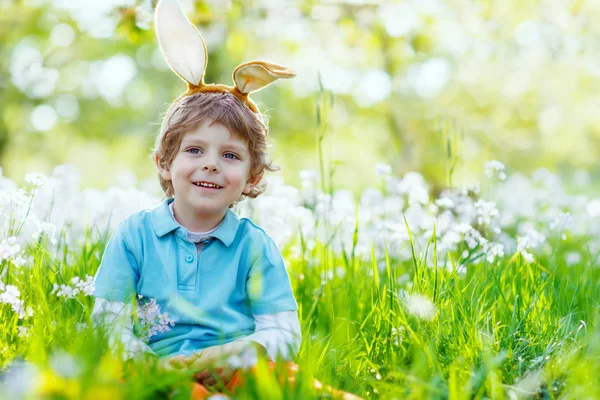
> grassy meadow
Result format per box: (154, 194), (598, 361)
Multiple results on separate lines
(3, 1), (600, 398)
(0, 152), (599, 399)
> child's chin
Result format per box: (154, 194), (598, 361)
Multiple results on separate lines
(190, 201), (228, 214)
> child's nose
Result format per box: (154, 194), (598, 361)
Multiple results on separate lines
(201, 162), (219, 173)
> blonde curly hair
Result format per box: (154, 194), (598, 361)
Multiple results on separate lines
(152, 91), (279, 206)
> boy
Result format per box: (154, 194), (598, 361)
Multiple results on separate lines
(93, 1), (361, 398)
(92, 90), (302, 388)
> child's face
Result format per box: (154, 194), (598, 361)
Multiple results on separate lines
(156, 119), (261, 219)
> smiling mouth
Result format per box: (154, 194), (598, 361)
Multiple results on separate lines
(192, 182), (223, 189)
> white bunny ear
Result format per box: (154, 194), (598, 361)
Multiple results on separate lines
(155, 0), (207, 86)
(233, 61), (296, 94)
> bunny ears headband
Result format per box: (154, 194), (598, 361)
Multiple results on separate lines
(154, 0), (295, 114)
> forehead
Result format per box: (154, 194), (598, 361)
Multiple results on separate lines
(181, 120), (248, 149)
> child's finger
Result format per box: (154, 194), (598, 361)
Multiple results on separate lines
(165, 355), (187, 369)
(184, 351), (203, 366)
(200, 376), (217, 387)
(183, 355), (198, 366)
(194, 369), (212, 381)
(188, 357), (211, 372)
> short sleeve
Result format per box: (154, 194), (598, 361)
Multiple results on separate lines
(93, 222), (140, 303)
(247, 238), (298, 315)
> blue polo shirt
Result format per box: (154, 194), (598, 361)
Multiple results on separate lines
(93, 197), (298, 358)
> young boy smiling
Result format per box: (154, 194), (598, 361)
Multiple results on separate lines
(92, 92), (301, 392)
(158, 115), (259, 232)
(92, 1), (362, 397)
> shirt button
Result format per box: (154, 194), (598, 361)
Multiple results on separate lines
(185, 255), (194, 263)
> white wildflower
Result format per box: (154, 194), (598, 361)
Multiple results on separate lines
(72, 275), (95, 296)
(455, 223), (473, 234)
(299, 169), (319, 189)
(408, 185), (429, 205)
(11, 256), (26, 268)
(391, 326), (404, 346)
(0, 285), (27, 319)
(565, 252), (581, 266)
(474, 199), (499, 226)
(0, 237), (22, 262)
(375, 163), (392, 177)
(517, 230), (545, 251)
(484, 160), (506, 180)
(485, 242), (504, 263)
(549, 212), (571, 231)
(508, 369), (544, 399)
(32, 221), (58, 245)
(24, 173), (48, 188)
(136, 297), (175, 340)
(521, 250), (535, 264)
(586, 199), (600, 218)
(49, 350), (81, 378)
(0, 359), (39, 399)
(53, 284), (76, 298)
(1, 285), (19, 304)
(404, 292), (437, 321)
(466, 228), (487, 249)
(435, 197), (455, 208)
(207, 395), (230, 400)
(441, 230), (462, 248)
(17, 326), (29, 339)
(52, 275), (94, 298)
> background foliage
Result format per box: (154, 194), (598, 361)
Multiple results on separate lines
(3, 0), (600, 195)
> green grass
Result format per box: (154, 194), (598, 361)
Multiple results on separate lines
(0, 224), (599, 399)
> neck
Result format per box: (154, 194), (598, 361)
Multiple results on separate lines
(171, 200), (227, 232)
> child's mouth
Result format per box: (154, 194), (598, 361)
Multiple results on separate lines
(192, 182), (222, 189)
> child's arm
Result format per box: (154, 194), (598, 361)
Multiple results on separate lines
(91, 297), (157, 360)
(243, 237), (301, 360)
(92, 220), (155, 360)
(237, 310), (301, 361)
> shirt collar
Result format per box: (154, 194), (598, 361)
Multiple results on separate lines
(150, 198), (241, 247)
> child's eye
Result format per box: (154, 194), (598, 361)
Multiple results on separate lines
(223, 153), (239, 160)
(187, 148), (202, 154)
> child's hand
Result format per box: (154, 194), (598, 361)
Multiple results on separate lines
(194, 364), (236, 389)
(184, 341), (266, 388)
(185, 347), (236, 389)
(156, 354), (187, 373)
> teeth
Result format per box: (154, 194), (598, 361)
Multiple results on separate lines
(194, 182), (221, 188)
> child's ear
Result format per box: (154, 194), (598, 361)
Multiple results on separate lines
(154, 153), (172, 181)
(243, 171), (264, 195)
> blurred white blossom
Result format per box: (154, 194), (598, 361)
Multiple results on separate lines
(0, 284), (29, 319)
(24, 173), (48, 188)
(17, 326), (29, 339)
(375, 163), (392, 177)
(52, 275), (95, 298)
(484, 160), (507, 181)
(0, 162), (597, 281)
(404, 292), (437, 321)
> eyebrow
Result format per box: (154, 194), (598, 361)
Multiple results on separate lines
(182, 139), (248, 155)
